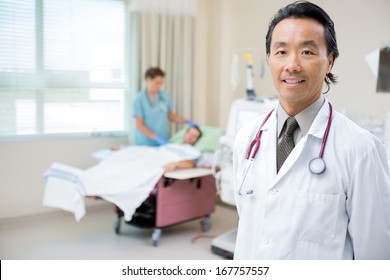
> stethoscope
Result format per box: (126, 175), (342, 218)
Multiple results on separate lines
(238, 102), (333, 196)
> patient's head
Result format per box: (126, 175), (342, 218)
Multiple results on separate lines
(183, 126), (202, 145)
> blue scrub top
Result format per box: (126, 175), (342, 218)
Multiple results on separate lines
(133, 89), (173, 146)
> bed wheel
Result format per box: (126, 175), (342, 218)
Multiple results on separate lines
(114, 217), (121, 234)
(201, 215), (211, 232)
(152, 228), (161, 247)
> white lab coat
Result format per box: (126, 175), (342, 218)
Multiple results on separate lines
(233, 100), (390, 259)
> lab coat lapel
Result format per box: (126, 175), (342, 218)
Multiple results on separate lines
(260, 110), (278, 180)
(269, 100), (330, 189)
(270, 137), (306, 188)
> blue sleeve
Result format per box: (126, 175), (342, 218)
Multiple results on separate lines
(133, 93), (143, 118)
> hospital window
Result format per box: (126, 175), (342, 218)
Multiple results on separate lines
(0, 0), (128, 139)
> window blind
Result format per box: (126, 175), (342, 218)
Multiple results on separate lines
(0, 0), (126, 137)
(0, 0), (36, 135)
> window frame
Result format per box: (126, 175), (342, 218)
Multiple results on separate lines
(0, 0), (130, 142)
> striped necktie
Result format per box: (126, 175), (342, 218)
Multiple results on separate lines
(277, 117), (299, 172)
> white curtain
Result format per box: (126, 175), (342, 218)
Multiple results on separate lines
(128, 0), (196, 16)
(127, 0), (197, 139)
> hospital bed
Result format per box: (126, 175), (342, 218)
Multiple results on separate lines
(114, 168), (216, 246)
(43, 126), (224, 246)
(211, 97), (278, 258)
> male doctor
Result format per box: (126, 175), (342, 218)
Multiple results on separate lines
(233, 1), (390, 259)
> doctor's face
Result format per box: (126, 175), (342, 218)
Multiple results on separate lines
(268, 18), (333, 116)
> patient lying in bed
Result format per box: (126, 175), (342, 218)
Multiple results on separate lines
(43, 126), (204, 222)
(108, 126), (203, 172)
(163, 126), (202, 171)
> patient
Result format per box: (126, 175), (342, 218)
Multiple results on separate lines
(130, 126), (202, 226)
(163, 126), (202, 172)
(44, 127), (204, 223)
(109, 126), (202, 171)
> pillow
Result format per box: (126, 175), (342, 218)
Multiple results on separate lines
(169, 125), (224, 152)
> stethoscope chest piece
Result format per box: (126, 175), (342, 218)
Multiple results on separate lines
(239, 102), (332, 195)
(309, 157), (326, 175)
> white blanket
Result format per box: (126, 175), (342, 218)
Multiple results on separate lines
(43, 144), (200, 221)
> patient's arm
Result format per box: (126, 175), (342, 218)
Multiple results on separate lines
(164, 160), (196, 172)
(168, 111), (186, 124)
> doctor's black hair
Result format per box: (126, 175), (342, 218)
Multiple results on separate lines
(265, 1), (339, 93)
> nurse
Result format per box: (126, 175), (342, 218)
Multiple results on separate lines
(233, 1), (390, 259)
(133, 67), (197, 146)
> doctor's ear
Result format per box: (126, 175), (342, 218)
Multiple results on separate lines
(327, 54), (334, 73)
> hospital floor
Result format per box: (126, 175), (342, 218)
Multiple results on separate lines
(0, 203), (238, 260)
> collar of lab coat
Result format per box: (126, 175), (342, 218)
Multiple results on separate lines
(265, 98), (330, 138)
(270, 99), (331, 185)
(259, 107), (277, 131)
(260, 98), (331, 139)
(305, 98), (331, 140)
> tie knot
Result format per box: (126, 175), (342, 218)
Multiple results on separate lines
(285, 117), (298, 135)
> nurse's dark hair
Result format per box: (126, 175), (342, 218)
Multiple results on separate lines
(145, 67), (165, 80)
(265, 1), (339, 93)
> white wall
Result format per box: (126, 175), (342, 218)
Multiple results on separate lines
(0, 137), (126, 220)
(195, 0), (390, 129)
(2, 0), (390, 220)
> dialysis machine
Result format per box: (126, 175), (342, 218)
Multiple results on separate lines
(211, 97), (278, 259)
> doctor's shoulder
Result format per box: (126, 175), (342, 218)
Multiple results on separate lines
(234, 114), (269, 149)
(332, 111), (386, 154)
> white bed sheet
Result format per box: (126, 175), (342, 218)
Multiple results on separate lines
(43, 144), (200, 221)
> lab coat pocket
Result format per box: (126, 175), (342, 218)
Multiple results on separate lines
(293, 191), (340, 243)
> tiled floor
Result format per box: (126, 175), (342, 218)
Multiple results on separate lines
(0, 203), (238, 260)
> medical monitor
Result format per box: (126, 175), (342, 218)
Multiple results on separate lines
(225, 98), (278, 138)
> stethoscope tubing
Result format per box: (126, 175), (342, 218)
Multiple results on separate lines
(246, 102), (332, 162)
(245, 109), (274, 160)
(238, 102), (333, 195)
(318, 103), (333, 158)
